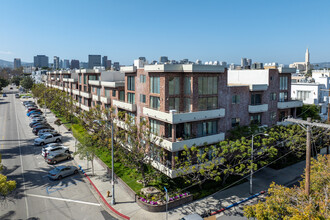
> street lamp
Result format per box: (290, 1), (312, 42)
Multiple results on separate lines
(250, 133), (269, 195)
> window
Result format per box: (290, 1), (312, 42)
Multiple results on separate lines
(198, 77), (217, 95)
(169, 98), (180, 111)
(150, 76), (160, 94)
(270, 112), (277, 121)
(270, 92), (277, 101)
(197, 120), (218, 137)
(232, 95), (240, 104)
(280, 76), (288, 90)
(198, 97), (217, 111)
(105, 89), (111, 97)
(127, 93), (135, 104)
(140, 74), (146, 83)
(119, 91), (125, 101)
(251, 94), (261, 105)
(150, 119), (160, 135)
(184, 98), (191, 112)
(184, 77), (191, 95)
(140, 94), (146, 103)
(279, 92), (288, 102)
(250, 114), (261, 125)
(89, 75), (97, 80)
(297, 91), (310, 101)
(84, 75), (87, 84)
(97, 88), (100, 96)
(78, 75), (81, 84)
(150, 96), (160, 110)
(231, 118), (240, 127)
(169, 77), (180, 95)
(127, 76), (135, 91)
(112, 90), (116, 97)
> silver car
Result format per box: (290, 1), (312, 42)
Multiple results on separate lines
(45, 152), (71, 164)
(48, 165), (78, 180)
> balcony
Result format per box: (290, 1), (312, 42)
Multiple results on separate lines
(68, 88), (71, 93)
(113, 100), (136, 112)
(248, 104), (268, 113)
(152, 133), (225, 152)
(53, 85), (59, 89)
(100, 96), (111, 104)
(56, 77), (60, 81)
(80, 104), (90, 111)
(72, 89), (80, 95)
(50, 77), (55, 80)
(68, 78), (77, 83)
(89, 80), (101, 86)
(120, 66), (137, 73)
(143, 108), (225, 124)
(277, 100), (303, 109)
(58, 86), (63, 90)
(80, 91), (91, 99)
(92, 94), (100, 101)
(63, 78), (69, 82)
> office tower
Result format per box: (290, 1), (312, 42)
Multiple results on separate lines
(241, 58), (248, 68)
(60, 60), (63, 69)
(71, 59), (80, 69)
(80, 62), (88, 69)
(14, 58), (21, 69)
(247, 59), (252, 67)
(113, 62), (120, 71)
(34, 55), (49, 68)
(106, 60), (112, 70)
(220, 61), (227, 67)
(53, 56), (60, 69)
(102, 56), (107, 68)
(88, 55), (101, 69)
(159, 56), (168, 63)
(63, 59), (70, 69)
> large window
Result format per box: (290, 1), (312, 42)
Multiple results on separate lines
(232, 95), (240, 104)
(78, 75), (81, 84)
(184, 98), (191, 112)
(127, 76), (135, 91)
(279, 92), (288, 102)
(119, 91), (125, 101)
(297, 91), (310, 101)
(169, 77), (180, 95)
(150, 119), (160, 135)
(89, 75), (98, 80)
(140, 94), (146, 103)
(84, 75), (87, 84)
(127, 93), (135, 104)
(270, 92), (277, 101)
(231, 118), (240, 127)
(150, 96), (160, 110)
(270, 112), (277, 121)
(198, 97), (217, 111)
(250, 114), (261, 125)
(251, 94), (262, 105)
(112, 90), (116, 97)
(197, 120), (218, 137)
(184, 77), (191, 95)
(140, 74), (146, 83)
(198, 77), (217, 95)
(169, 98), (180, 111)
(97, 88), (100, 96)
(150, 76), (160, 94)
(280, 76), (288, 90)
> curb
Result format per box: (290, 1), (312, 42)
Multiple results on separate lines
(79, 166), (130, 220)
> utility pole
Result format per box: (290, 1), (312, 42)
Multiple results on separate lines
(285, 117), (330, 196)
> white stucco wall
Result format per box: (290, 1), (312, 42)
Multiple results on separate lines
(228, 69), (269, 85)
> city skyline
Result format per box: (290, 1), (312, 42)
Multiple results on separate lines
(1, 0), (330, 65)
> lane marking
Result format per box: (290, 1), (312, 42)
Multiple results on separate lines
(14, 96), (30, 219)
(26, 194), (101, 206)
(46, 179), (83, 194)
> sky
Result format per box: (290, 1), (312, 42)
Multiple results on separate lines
(1, 0), (330, 65)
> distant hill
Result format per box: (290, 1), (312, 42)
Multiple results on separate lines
(313, 62), (330, 69)
(0, 59), (33, 68)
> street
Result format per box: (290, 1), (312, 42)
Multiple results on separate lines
(0, 86), (116, 220)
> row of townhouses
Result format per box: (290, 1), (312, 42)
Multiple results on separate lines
(45, 60), (303, 178)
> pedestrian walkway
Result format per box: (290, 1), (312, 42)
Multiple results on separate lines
(43, 107), (325, 220)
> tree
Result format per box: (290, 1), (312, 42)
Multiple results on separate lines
(244, 154), (330, 220)
(11, 75), (22, 86)
(0, 154), (16, 198)
(74, 135), (98, 176)
(20, 76), (34, 90)
(0, 77), (9, 91)
(297, 104), (321, 120)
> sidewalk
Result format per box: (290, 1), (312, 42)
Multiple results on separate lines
(43, 108), (325, 220)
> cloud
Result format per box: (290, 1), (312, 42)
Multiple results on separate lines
(0, 51), (13, 55)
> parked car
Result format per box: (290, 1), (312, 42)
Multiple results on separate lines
(37, 129), (56, 137)
(48, 165), (78, 180)
(31, 122), (49, 128)
(27, 108), (38, 113)
(3, 93), (7, 97)
(180, 214), (203, 220)
(23, 101), (35, 106)
(33, 125), (53, 135)
(29, 113), (43, 118)
(27, 111), (43, 117)
(30, 115), (46, 120)
(42, 144), (69, 157)
(15, 94), (20, 98)
(45, 152), (71, 164)
(34, 133), (62, 146)
(30, 120), (47, 127)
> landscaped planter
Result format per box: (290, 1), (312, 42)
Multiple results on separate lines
(136, 193), (193, 212)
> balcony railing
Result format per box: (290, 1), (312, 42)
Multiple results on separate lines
(100, 96), (111, 104)
(92, 94), (100, 101)
(248, 104), (268, 113)
(113, 100), (136, 112)
(80, 91), (91, 99)
(143, 107), (225, 124)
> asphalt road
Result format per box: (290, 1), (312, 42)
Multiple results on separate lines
(0, 86), (116, 220)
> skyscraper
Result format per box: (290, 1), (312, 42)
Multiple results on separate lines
(63, 59), (70, 69)
(34, 55), (49, 68)
(14, 58), (21, 69)
(53, 56), (60, 69)
(113, 62), (120, 71)
(102, 56), (107, 68)
(106, 60), (112, 70)
(71, 60), (80, 69)
(159, 56), (168, 63)
(88, 55), (101, 69)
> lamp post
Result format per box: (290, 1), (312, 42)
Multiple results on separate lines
(250, 133), (269, 195)
(111, 120), (115, 205)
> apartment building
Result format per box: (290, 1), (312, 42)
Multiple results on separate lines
(46, 61), (302, 178)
